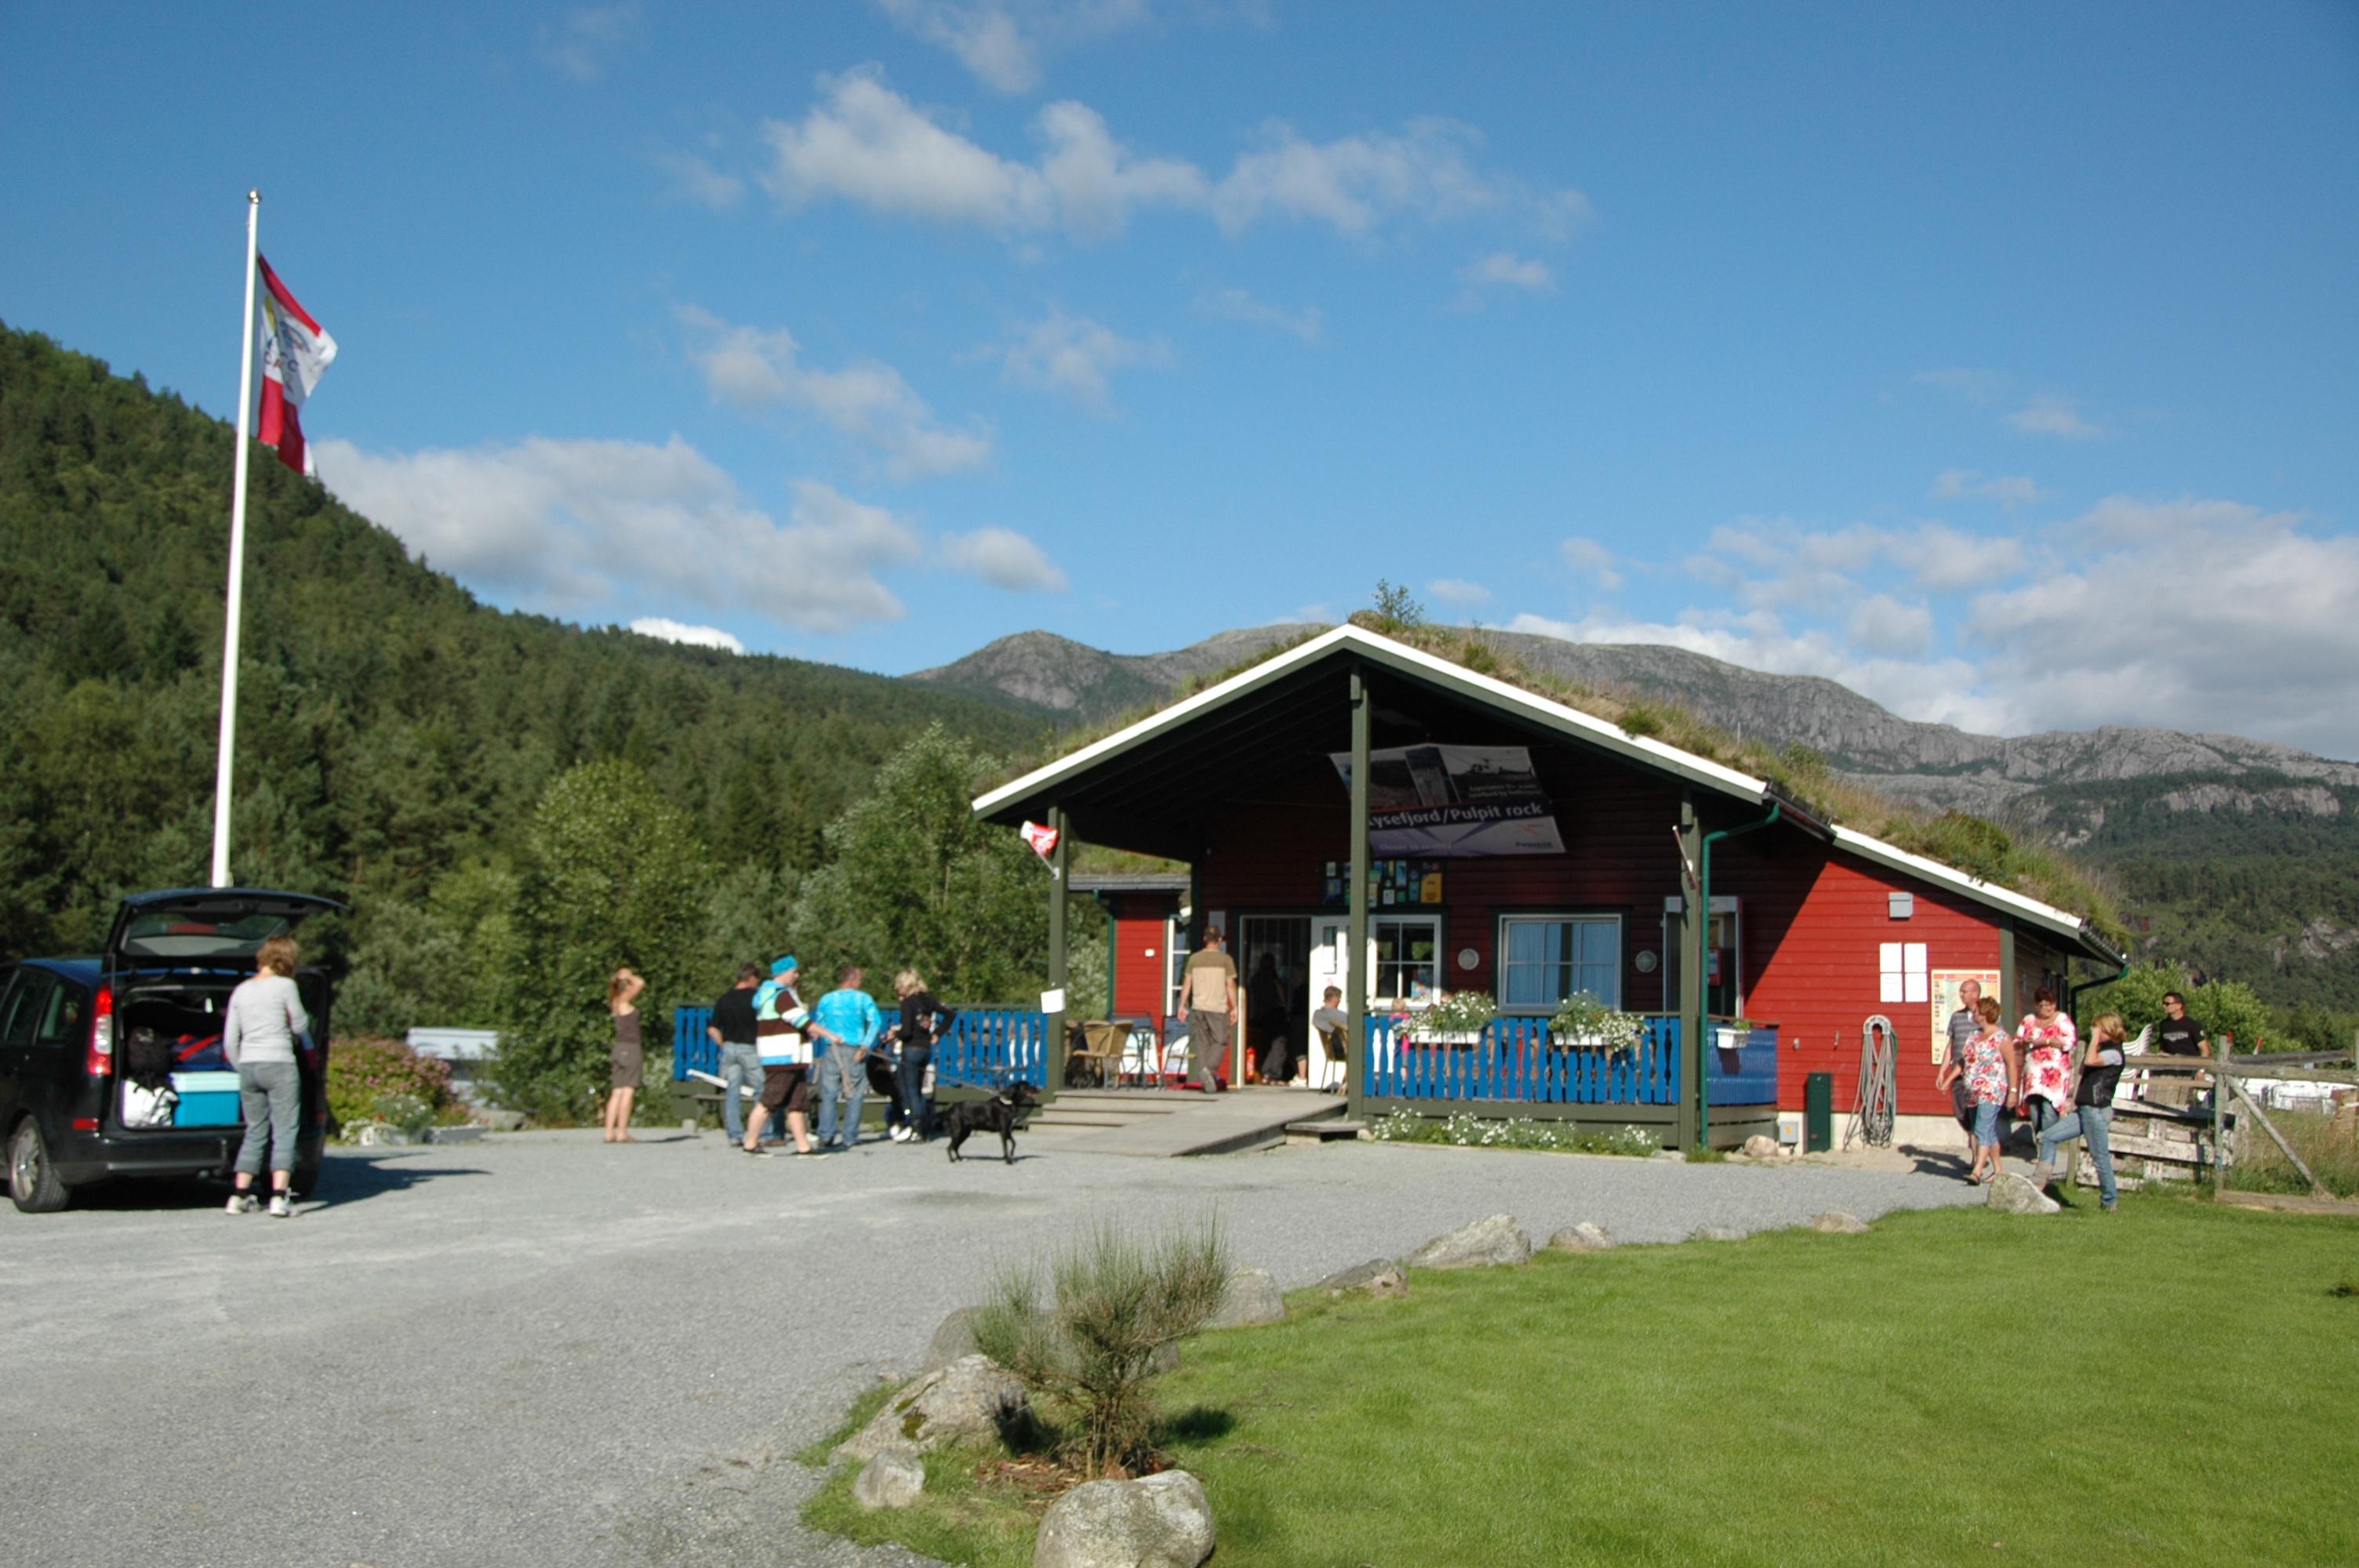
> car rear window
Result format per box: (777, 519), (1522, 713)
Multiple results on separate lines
(119, 910), (296, 962)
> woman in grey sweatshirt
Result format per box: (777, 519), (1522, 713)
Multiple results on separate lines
(224, 935), (311, 1218)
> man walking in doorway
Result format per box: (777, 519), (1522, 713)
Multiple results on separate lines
(1176, 925), (1238, 1092)
(1936, 978), (1986, 1149)
(812, 966), (885, 1149)
(707, 964), (768, 1146)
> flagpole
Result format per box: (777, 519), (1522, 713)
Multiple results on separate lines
(210, 190), (260, 889)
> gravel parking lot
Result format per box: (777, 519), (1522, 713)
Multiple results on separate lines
(2, 1129), (1984, 1568)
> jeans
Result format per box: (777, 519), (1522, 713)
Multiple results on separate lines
(898, 1046), (933, 1140)
(816, 1047), (867, 1147)
(2023, 1096), (2062, 1152)
(1972, 1099), (2003, 1149)
(234, 1059), (302, 1178)
(718, 1043), (767, 1142)
(2037, 1105), (2118, 1207)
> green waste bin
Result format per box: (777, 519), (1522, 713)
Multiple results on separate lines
(1805, 1072), (1834, 1152)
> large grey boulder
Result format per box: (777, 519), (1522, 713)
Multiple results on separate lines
(1987, 1172), (2062, 1215)
(1034, 1470), (1216, 1568)
(1810, 1211), (1870, 1234)
(1546, 1221), (1618, 1253)
(1207, 1267), (1285, 1328)
(1739, 1134), (1779, 1159)
(922, 1307), (979, 1372)
(1405, 1214), (1532, 1270)
(837, 1355), (1029, 1461)
(474, 1108), (527, 1131)
(852, 1447), (925, 1511)
(1317, 1259), (1408, 1299)
(1689, 1225), (1747, 1243)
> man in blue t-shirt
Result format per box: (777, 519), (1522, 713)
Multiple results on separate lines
(811, 965), (885, 1149)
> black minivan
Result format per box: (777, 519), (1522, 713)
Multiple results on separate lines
(3, 887), (342, 1214)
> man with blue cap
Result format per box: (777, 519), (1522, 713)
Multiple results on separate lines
(740, 956), (835, 1156)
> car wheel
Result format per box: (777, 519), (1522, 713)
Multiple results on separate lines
(8, 1120), (71, 1214)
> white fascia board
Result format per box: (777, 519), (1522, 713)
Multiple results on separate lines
(1830, 825), (2091, 942)
(972, 624), (1765, 817)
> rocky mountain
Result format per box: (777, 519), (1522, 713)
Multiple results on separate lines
(910, 622), (2359, 1011)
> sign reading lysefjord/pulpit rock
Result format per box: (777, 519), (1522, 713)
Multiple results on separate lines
(1331, 744), (1565, 856)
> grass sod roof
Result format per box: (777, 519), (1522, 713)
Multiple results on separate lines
(978, 617), (2127, 960)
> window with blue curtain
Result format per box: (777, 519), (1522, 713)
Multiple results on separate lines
(1498, 916), (1622, 1010)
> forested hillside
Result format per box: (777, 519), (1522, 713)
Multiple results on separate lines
(0, 322), (1049, 1036)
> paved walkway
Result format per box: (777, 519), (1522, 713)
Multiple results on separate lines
(2, 1129), (1989, 1568)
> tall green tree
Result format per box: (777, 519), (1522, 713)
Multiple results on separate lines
(489, 760), (711, 1120)
(789, 724), (1049, 1002)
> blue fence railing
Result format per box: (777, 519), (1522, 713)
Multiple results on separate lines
(935, 1007), (1049, 1091)
(1361, 1016), (1780, 1107)
(671, 1002), (1049, 1092)
(1704, 1023), (1779, 1107)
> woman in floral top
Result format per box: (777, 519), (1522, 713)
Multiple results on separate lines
(1958, 996), (2014, 1185)
(2014, 986), (2079, 1156)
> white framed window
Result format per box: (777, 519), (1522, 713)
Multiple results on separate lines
(1497, 914), (1623, 1011)
(1372, 915), (1441, 1004)
(1880, 942), (1928, 1004)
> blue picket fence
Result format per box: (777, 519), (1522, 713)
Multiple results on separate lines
(933, 1007), (1050, 1091)
(670, 1002), (1049, 1092)
(1363, 1015), (1779, 1107)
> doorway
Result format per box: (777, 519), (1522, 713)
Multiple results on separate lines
(1236, 916), (1310, 1084)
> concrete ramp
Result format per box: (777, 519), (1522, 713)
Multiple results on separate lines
(1023, 1087), (1346, 1157)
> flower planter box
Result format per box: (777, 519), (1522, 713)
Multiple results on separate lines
(1712, 1025), (1750, 1054)
(1408, 1030), (1484, 1050)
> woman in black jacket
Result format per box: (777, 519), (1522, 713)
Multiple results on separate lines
(889, 969), (952, 1143)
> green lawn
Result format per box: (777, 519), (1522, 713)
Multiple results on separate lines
(806, 1195), (2359, 1567)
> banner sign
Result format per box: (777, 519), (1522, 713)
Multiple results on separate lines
(1331, 744), (1565, 857)
(1020, 820), (1060, 860)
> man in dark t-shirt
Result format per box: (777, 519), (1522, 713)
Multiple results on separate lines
(707, 964), (765, 1144)
(2149, 989), (2208, 1109)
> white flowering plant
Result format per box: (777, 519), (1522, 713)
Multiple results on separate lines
(1547, 993), (1646, 1052)
(1368, 1110), (1658, 1157)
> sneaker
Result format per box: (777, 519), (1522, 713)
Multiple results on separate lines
(889, 1125), (911, 1142)
(266, 1194), (293, 1219)
(226, 1192), (257, 1215)
(741, 1144), (775, 1159)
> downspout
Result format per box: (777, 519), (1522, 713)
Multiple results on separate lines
(1696, 801), (1781, 1149)
(2064, 926), (2132, 1023)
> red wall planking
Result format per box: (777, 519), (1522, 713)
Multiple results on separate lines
(1103, 893), (1180, 1022)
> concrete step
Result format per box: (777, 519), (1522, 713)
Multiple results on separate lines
(1285, 1118), (1367, 1142)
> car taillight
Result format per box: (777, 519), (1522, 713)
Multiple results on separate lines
(86, 985), (114, 1078)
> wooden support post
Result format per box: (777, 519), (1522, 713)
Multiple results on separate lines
(1997, 916), (2019, 1040)
(1677, 793), (1703, 1152)
(2212, 1032), (2226, 1200)
(1045, 804), (1068, 1104)
(1347, 667), (1371, 1123)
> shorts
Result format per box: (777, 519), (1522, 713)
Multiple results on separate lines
(1972, 1099), (2003, 1148)
(758, 1063), (809, 1116)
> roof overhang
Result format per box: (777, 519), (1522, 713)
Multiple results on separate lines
(974, 623), (2117, 959)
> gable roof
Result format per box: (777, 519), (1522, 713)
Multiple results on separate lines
(974, 624), (2122, 966)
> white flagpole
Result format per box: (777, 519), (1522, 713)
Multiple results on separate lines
(209, 190), (260, 889)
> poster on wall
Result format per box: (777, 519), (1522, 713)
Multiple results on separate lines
(1930, 969), (2003, 1065)
(1329, 744), (1565, 856)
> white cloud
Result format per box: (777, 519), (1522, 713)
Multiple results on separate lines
(1846, 593), (1933, 658)
(1914, 366), (2006, 405)
(650, 149), (745, 210)
(314, 436), (921, 633)
(1558, 535), (1626, 593)
(993, 308), (1169, 413)
(2007, 394), (2103, 439)
(940, 527), (1069, 591)
(873, 0), (1153, 94)
(1196, 286), (1321, 343)
(631, 618), (745, 653)
(757, 71), (1583, 244)
(677, 305), (991, 479)
(1965, 495), (2359, 753)
(1427, 578), (1491, 607)
(1456, 250), (1556, 298)
(1901, 522), (2026, 593)
(536, 5), (638, 82)
(1931, 469), (2043, 510)
(1689, 518), (2027, 605)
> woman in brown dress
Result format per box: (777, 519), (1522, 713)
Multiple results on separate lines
(605, 967), (647, 1143)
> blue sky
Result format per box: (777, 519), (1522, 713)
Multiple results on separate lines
(5, 2), (2358, 753)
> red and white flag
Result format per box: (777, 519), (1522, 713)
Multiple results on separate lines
(1020, 820), (1060, 861)
(255, 255), (336, 475)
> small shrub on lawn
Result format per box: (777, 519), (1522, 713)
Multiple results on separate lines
(1368, 1109), (1659, 1157)
(972, 1214), (1229, 1478)
(327, 1035), (463, 1137)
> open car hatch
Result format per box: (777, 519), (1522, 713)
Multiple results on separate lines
(104, 887), (347, 971)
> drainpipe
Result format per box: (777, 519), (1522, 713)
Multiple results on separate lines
(1696, 801), (1781, 1149)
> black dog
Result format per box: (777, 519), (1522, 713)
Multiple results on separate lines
(942, 1081), (1040, 1164)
